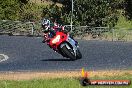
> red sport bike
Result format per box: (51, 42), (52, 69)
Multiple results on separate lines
(44, 28), (82, 60)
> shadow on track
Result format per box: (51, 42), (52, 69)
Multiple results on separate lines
(41, 58), (75, 61)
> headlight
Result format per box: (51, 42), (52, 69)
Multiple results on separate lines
(52, 35), (61, 44)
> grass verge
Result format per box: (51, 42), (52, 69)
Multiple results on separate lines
(0, 74), (132, 88)
(0, 70), (132, 88)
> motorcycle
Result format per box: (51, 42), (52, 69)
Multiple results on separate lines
(44, 27), (82, 60)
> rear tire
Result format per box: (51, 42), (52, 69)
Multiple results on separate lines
(61, 45), (76, 60)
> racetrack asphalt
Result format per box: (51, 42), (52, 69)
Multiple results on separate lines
(0, 35), (132, 71)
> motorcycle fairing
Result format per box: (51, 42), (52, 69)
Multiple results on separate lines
(60, 35), (78, 56)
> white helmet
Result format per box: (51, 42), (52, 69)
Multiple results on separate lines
(42, 18), (50, 30)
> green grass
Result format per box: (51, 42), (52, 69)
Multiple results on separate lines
(0, 74), (132, 88)
(0, 78), (79, 88)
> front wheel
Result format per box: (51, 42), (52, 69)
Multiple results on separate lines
(76, 49), (82, 59)
(61, 45), (76, 60)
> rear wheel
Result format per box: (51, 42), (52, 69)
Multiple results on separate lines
(61, 45), (76, 60)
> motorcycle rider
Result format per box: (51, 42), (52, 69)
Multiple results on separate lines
(41, 17), (65, 43)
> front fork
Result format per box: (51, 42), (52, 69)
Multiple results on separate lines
(66, 36), (79, 56)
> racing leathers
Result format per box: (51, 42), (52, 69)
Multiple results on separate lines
(42, 18), (64, 43)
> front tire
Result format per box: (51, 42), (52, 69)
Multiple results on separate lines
(61, 45), (76, 60)
(76, 49), (82, 59)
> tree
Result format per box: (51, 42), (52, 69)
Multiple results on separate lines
(50, 0), (124, 27)
(124, 0), (132, 20)
(73, 0), (124, 27)
(0, 0), (20, 20)
(42, 4), (62, 23)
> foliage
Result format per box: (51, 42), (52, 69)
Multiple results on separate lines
(19, 0), (29, 4)
(19, 2), (43, 22)
(124, 0), (132, 20)
(0, 0), (20, 20)
(115, 13), (132, 30)
(66, 0), (123, 27)
(42, 4), (63, 24)
(50, 0), (132, 27)
(0, 0), (46, 22)
(0, 0), (132, 30)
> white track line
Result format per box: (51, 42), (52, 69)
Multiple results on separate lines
(0, 54), (9, 62)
